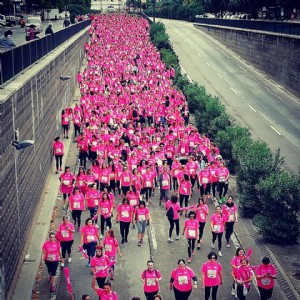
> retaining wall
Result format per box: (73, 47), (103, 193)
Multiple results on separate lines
(0, 28), (88, 299)
(194, 24), (300, 98)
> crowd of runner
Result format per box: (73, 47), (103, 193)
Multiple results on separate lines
(44, 14), (277, 300)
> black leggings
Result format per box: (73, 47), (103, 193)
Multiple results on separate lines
(179, 194), (189, 208)
(198, 222), (206, 241)
(89, 207), (97, 223)
(172, 177), (178, 191)
(211, 182), (217, 198)
(119, 221), (130, 240)
(61, 240), (74, 258)
(100, 216), (112, 235)
(168, 218), (179, 238)
(74, 124), (80, 137)
(79, 152), (87, 170)
(173, 286), (191, 300)
(187, 238), (196, 257)
(204, 285), (219, 300)
(225, 222), (235, 242)
(144, 187), (152, 201)
(258, 287), (273, 300)
(83, 242), (97, 261)
(72, 210), (82, 227)
(96, 277), (106, 289)
(55, 155), (63, 170)
(237, 285), (250, 300)
(218, 182), (229, 198)
(200, 183), (211, 196)
(212, 232), (223, 251)
(121, 186), (130, 197)
(144, 291), (159, 300)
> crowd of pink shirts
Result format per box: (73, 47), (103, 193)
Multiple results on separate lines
(47, 14), (277, 300)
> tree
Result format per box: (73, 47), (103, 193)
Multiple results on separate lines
(253, 170), (300, 244)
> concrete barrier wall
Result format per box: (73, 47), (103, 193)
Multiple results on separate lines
(0, 29), (88, 298)
(194, 24), (300, 98)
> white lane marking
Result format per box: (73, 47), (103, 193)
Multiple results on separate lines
(212, 65), (217, 71)
(217, 73), (222, 78)
(198, 53), (202, 58)
(270, 126), (282, 136)
(248, 105), (257, 112)
(149, 224), (157, 251)
(231, 87), (239, 95)
(180, 65), (187, 74)
(207, 62), (211, 67)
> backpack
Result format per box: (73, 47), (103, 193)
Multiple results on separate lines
(166, 205), (174, 219)
(143, 269), (158, 279)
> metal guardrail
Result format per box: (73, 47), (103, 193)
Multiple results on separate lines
(0, 20), (91, 86)
(194, 18), (300, 36)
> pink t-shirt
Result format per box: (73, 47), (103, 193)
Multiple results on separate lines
(256, 264), (277, 289)
(135, 207), (150, 222)
(165, 200), (181, 220)
(126, 191), (140, 207)
(99, 199), (113, 218)
(103, 237), (119, 257)
(69, 193), (85, 210)
(179, 180), (191, 196)
(96, 290), (118, 300)
(210, 213), (225, 233)
(91, 255), (111, 277)
(235, 265), (253, 288)
(42, 240), (60, 261)
(117, 204), (133, 222)
(142, 269), (162, 293)
(58, 222), (75, 242)
(202, 261), (222, 287)
(184, 219), (199, 239)
(171, 267), (195, 291)
(53, 141), (64, 155)
(222, 204), (237, 222)
(194, 204), (209, 223)
(82, 225), (98, 244)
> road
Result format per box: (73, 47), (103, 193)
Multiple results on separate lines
(160, 19), (300, 173)
(0, 19), (65, 46)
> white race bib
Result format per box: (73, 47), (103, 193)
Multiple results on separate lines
(121, 211), (129, 218)
(207, 269), (217, 278)
(63, 180), (70, 185)
(213, 225), (221, 232)
(188, 229), (196, 237)
(73, 201), (80, 209)
(102, 207), (109, 214)
(229, 214), (235, 222)
(87, 235), (95, 242)
(178, 275), (188, 285)
(138, 215), (146, 221)
(61, 230), (69, 238)
(105, 244), (112, 252)
(162, 180), (168, 186)
(146, 278), (156, 286)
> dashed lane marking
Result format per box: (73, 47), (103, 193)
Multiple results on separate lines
(248, 105), (257, 112)
(230, 87), (239, 95)
(270, 125), (282, 136)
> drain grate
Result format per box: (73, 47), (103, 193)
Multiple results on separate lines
(243, 219), (299, 300)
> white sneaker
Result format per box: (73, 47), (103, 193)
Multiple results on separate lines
(61, 262), (65, 268)
(231, 288), (236, 295)
(100, 234), (104, 239)
(168, 237), (174, 242)
(67, 257), (72, 263)
(218, 251), (223, 257)
(211, 242), (215, 249)
(176, 235), (180, 240)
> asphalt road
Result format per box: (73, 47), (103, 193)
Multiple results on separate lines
(160, 19), (300, 174)
(0, 19), (66, 46)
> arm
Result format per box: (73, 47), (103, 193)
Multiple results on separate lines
(182, 223), (186, 235)
(91, 277), (100, 294)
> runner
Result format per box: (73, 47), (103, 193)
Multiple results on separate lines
(133, 201), (151, 246)
(69, 186), (85, 231)
(166, 195), (181, 242)
(91, 278), (119, 300)
(194, 198), (209, 249)
(210, 206), (225, 257)
(52, 136), (64, 174)
(141, 260), (162, 300)
(59, 166), (75, 209)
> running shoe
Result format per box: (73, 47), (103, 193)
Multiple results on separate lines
(99, 234), (104, 239)
(121, 239), (125, 244)
(200, 239), (203, 244)
(140, 239), (144, 244)
(211, 242), (215, 249)
(125, 238), (128, 243)
(218, 251), (223, 257)
(59, 168), (62, 171)
(86, 262), (90, 267)
(77, 227), (81, 232)
(63, 205), (66, 210)
(226, 242), (231, 248)
(197, 243), (200, 250)
(60, 262), (64, 268)
(168, 237), (174, 242)
(231, 288), (236, 295)
(138, 240), (141, 246)
(187, 257), (192, 263)
(192, 250), (195, 256)
(68, 257), (72, 263)
(175, 235), (180, 240)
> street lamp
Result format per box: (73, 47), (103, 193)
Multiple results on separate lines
(152, 0), (155, 23)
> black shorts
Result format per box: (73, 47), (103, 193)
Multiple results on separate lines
(45, 260), (59, 276)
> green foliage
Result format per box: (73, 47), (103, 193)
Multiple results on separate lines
(160, 49), (179, 69)
(253, 170), (300, 244)
(150, 22), (166, 39)
(152, 32), (171, 50)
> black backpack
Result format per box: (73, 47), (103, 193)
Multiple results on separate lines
(166, 205), (174, 219)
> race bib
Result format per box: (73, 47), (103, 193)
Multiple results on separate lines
(229, 214), (235, 222)
(121, 211), (129, 218)
(94, 200), (99, 206)
(146, 278), (156, 286)
(178, 275), (188, 285)
(219, 176), (225, 182)
(129, 199), (137, 206)
(207, 269), (217, 278)
(55, 148), (62, 154)
(124, 177), (130, 182)
(63, 180), (70, 185)
(101, 176), (108, 182)
(47, 254), (56, 261)
(146, 181), (151, 187)
(202, 178), (208, 184)
(73, 201), (80, 209)
(188, 229), (196, 237)
(61, 230), (69, 238)
(102, 207), (109, 214)
(87, 235), (95, 242)
(79, 180), (84, 186)
(105, 244), (112, 252)
(200, 213), (205, 220)
(213, 225), (221, 232)
(180, 148), (185, 154)
(174, 170), (179, 176)
(138, 215), (146, 221)
(261, 277), (271, 286)
(162, 180), (168, 186)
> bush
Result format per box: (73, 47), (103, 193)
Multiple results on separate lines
(160, 49), (179, 69)
(152, 32), (171, 50)
(150, 21), (166, 39)
(253, 170), (300, 244)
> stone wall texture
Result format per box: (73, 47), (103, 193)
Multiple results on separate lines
(194, 24), (300, 98)
(0, 30), (88, 299)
